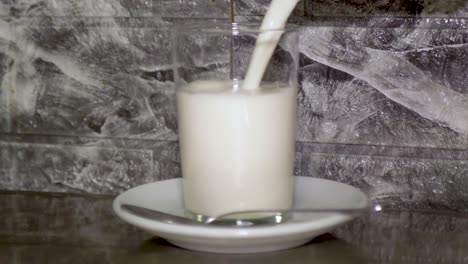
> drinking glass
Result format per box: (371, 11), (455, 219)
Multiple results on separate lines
(172, 23), (299, 223)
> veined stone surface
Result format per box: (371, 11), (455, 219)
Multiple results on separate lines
(0, 0), (466, 212)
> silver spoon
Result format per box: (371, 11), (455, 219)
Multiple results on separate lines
(121, 203), (383, 227)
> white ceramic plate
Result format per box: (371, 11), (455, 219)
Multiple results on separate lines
(113, 176), (368, 254)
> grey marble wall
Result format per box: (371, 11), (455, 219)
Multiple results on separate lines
(0, 1), (467, 212)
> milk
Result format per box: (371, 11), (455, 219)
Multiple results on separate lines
(177, 81), (297, 217)
(243, 0), (301, 90)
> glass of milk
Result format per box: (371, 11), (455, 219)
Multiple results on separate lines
(172, 23), (299, 223)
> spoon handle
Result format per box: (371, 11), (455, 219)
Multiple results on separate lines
(205, 205), (381, 224)
(121, 204), (206, 226)
(121, 203), (381, 226)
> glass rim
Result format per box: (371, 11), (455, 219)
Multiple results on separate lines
(173, 22), (299, 34)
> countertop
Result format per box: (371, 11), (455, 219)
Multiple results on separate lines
(0, 191), (467, 264)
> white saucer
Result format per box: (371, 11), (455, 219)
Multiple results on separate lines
(113, 176), (368, 254)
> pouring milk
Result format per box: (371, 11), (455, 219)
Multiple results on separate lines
(243, 0), (301, 90)
(177, 0), (301, 218)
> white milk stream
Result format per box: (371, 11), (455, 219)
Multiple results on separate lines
(243, 0), (301, 90)
(177, 0), (301, 217)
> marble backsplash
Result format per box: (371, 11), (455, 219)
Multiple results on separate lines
(0, 1), (467, 212)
